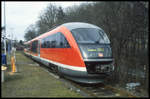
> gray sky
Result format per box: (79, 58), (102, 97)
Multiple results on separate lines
(1, 1), (84, 41)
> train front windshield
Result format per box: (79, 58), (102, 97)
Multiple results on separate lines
(71, 28), (110, 44)
(71, 28), (112, 59)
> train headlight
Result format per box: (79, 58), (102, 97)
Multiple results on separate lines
(112, 65), (114, 71)
(82, 51), (88, 59)
(111, 62), (115, 71)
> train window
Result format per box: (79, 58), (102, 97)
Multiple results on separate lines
(59, 32), (70, 48)
(29, 43), (31, 51)
(41, 32), (70, 48)
(25, 44), (30, 50)
(31, 40), (38, 53)
(27, 44), (30, 49)
(55, 33), (61, 48)
(71, 28), (110, 44)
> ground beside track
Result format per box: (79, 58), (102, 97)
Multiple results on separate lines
(2, 51), (148, 98)
(1, 51), (82, 97)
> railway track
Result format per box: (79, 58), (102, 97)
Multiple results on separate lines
(63, 78), (136, 97)
(23, 54), (136, 97)
(38, 63), (136, 98)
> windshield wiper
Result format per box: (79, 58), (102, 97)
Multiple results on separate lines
(77, 41), (95, 44)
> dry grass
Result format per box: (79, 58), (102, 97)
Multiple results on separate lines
(2, 51), (82, 97)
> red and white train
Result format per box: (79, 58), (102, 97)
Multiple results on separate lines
(24, 22), (114, 83)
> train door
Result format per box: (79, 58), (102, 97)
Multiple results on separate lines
(37, 40), (40, 57)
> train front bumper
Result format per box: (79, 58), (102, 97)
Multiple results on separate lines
(58, 66), (113, 84)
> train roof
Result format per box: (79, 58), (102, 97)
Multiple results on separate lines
(62, 22), (102, 31)
(25, 22), (102, 44)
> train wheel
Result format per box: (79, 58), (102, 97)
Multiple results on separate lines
(57, 67), (63, 78)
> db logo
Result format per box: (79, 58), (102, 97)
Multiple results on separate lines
(98, 53), (103, 57)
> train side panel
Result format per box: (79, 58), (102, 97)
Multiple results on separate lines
(40, 26), (85, 67)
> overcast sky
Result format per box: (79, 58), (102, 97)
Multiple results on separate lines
(1, 1), (85, 41)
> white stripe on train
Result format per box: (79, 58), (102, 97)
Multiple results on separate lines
(25, 52), (87, 72)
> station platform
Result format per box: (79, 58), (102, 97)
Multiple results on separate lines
(1, 51), (82, 97)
